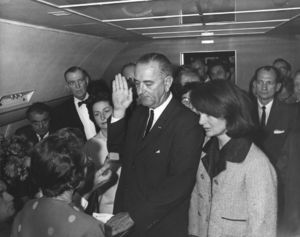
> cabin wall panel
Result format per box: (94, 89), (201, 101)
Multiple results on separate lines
(103, 35), (300, 90)
(0, 21), (127, 133)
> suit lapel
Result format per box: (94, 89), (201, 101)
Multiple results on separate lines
(69, 99), (82, 126)
(266, 99), (279, 130)
(136, 107), (149, 143)
(135, 98), (178, 155)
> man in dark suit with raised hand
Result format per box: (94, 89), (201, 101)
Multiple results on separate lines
(52, 66), (96, 140)
(106, 53), (204, 237)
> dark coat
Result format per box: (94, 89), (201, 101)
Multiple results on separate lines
(15, 125), (53, 146)
(277, 131), (300, 236)
(108, 98), (204, 237)
(51, 98), (85, 134)
(254, 98), (299, 166)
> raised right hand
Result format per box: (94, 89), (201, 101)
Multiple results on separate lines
(112, 74), (133, 119)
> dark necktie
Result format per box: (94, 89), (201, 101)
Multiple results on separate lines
(261, 106), (266, 127)
(78, 100), (88, 107)
(144, 109), (154, 137)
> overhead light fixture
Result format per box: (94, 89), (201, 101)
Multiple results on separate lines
(58, 0), (151, 8)
(201, 32), (214, 36)
(152, 31), (265, 39)
(126, 19), (289, 30)
(103, 7), (300, 22)
(201, 40), (214, 44)
(142, 26), (274, 35)
(48, 11), (71, 16)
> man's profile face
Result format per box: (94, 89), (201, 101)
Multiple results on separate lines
(29, 111), (50, 137)
(0, 180), (15, 223)
(65, 70), (89, 100)
(255, 69), (281, 104)
(135, 61), (172, 109)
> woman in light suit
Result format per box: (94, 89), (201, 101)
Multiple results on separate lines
(188, 80), (277, 237)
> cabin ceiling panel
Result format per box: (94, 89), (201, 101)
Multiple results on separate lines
(133, 22), (282, 34)
(0, 0), (300, 40)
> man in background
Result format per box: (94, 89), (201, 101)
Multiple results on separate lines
(273, 58), (293, 101)
(208, 60), (231, 81)
(189, 57), (208, 82)
(121, 62), (136, 81)
(52, 66), (96, 140)
(15, 102), (52, 145)
(253, 65), (299, 166)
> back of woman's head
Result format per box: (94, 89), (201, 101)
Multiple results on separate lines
(30, 128), (86, 197)
(190, 80), (256, 138)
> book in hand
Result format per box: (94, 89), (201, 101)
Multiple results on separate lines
(103, 212), (134, 237)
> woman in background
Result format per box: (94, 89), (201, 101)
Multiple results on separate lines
(11, 128), (105, 237)
(188, 80), (277, 237)
(85, 92), (120, 214)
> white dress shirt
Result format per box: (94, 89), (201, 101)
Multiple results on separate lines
(150, 93), (172, 130)
(36, 132), (49, 142)
(257, 99), (273, 126)
(74, 94), (97, 140)
(111, 93), (173, 131)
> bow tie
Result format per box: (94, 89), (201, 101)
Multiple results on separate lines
(78, 100), (88, 107)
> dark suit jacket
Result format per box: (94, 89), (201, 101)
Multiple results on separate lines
(254, 98), (299, 166)
(277, 131), (300, 236)
(15, 125), (52, 146)
(107, 98), (204, 237)
(51, 98), (85, 135)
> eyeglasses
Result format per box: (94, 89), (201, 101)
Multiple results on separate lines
(67, 78), (86, 87)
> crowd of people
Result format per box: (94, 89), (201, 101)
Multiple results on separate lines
(1, 53), (300, 237)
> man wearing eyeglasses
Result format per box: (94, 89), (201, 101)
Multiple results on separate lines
(52, 66), (96, 140)
(15, 102), (52, 146)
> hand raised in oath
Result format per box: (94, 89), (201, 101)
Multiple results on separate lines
(112, 74), (133, 119)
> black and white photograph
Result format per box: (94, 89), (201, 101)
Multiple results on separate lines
(1, 0), (300, 237)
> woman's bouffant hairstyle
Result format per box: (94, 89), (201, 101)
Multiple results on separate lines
(87, 91), (112, 130)
(190, 80), (256, 138)
(30, 128), (86, 197)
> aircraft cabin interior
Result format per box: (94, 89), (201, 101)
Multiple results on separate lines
(1, 0), (300, 134)
(2, 0), (300, 236)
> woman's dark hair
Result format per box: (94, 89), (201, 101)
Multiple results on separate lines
(87, 91), (112, 130)
(190, 80), (256, 138)
(180, 81), (202, 97)
(30, 128), (86, 197)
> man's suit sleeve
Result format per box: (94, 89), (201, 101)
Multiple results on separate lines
(129, 115), (204, 232)
(107, 116), (127, 154)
